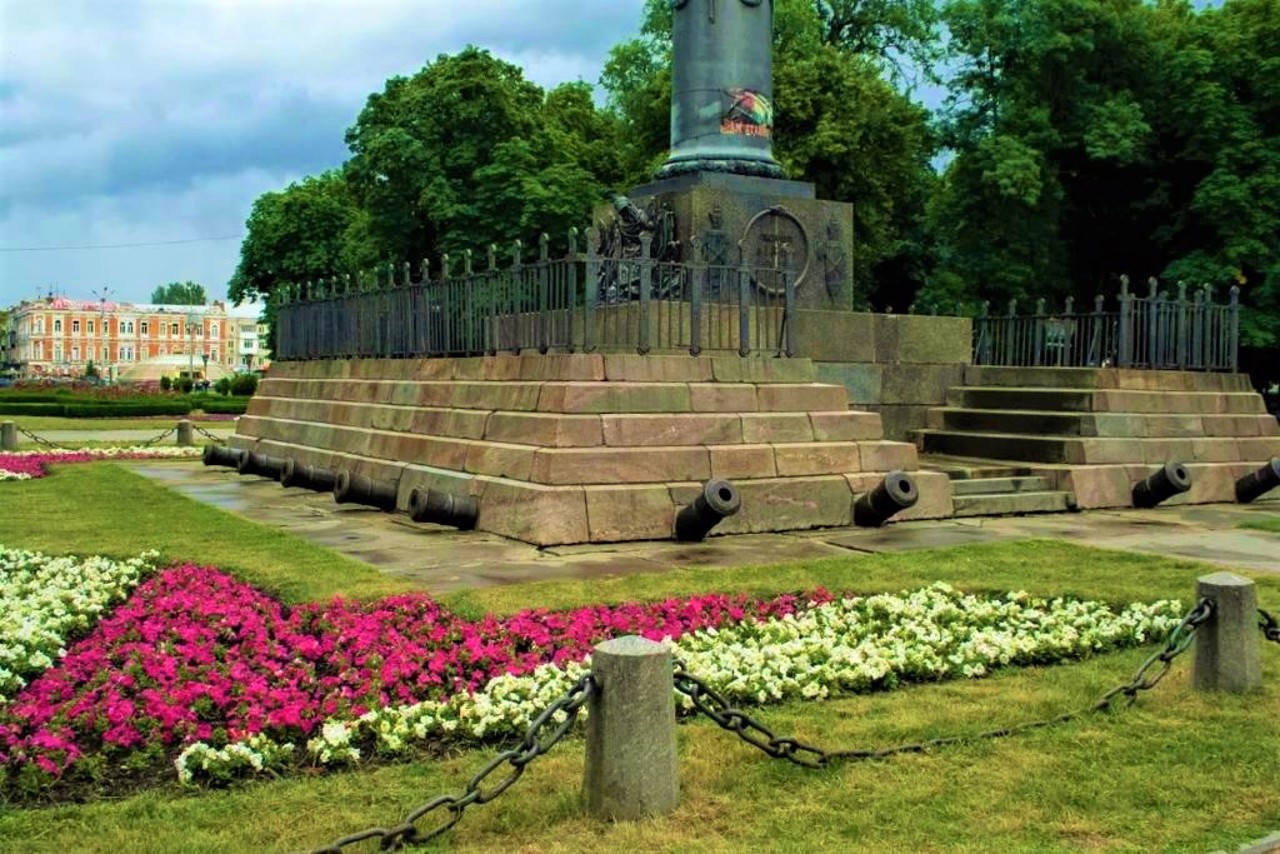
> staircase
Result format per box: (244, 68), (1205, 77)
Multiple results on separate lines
(920, 456), (1076, 518)
(912, 366), (1280, 509)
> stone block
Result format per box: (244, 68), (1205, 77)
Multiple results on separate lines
(1064, 465), (1133, 509)
(880, 364), (965, 406)
(681, 476), (853, 535)
(484, 412), (603, 447)
(857, 441), (918, 472)
(708, 444), (777, 479)
(688, 383), (757, 412)
(517, 353), (606, 382)
(809, 411), (883, 441)
(873, 315), (899, 363)
(415, 359), (457, 381)
(584, 485), (677, 542)
(453, 382), (543, 412)
(791, 312), (877, 362)
(1255, 416), (1279, 437)
(603, 354), (713, 383)
(1188, 438), (1239, 463)
(602, 413), (742, 447)
(1075, 438), (1142, 464)
(814, 362), (883, 405)
(756, 384), (848, 412)
(397, 464), (482, 510)
(477, 480), (590, 546)
(773, 442), (861, 476)
(1238, 437), (1280, 462)
(464, 441), (537, 480)
(711, 356), (817, 384)
(539, 382), (693, 414)
(893, 315), (972, 364)
(872, 405), (934, 442)
(740, 413), (814, 443)
(843, 470), (954, 521)
(530, 446), (711, 485)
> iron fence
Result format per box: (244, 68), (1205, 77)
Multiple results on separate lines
(972, 276), (1241, 372)
(274, 229), (798, 361)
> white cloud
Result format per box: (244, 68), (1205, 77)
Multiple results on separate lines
(0, 0), (646, 303)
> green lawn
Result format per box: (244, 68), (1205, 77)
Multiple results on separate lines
(0, 461), (1278, 852)
(1241, 515), (1280, 534)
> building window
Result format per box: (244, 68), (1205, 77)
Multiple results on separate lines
(35, 318), (45, 334)
(171, 322), (180, 336)
(88, 320), (95, 334)
(54, 319), (62, 333)
(72, 345), (80, 362)
(54, 344), (63, 361)
(72, 319), (80, 334)
(34, 343), (43, 359)
(122, 319), (135, 335)
(140, 320), (149, 335)
(210, 322), (220, 338)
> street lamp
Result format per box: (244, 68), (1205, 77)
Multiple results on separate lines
(185, 312), (200, 389)
(91, 286), (113, 383)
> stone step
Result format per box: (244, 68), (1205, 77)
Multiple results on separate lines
(915, 429), (1280, 465)
(947, 386), (1268, 415)
(236, 414), (918, 485)
(963, 366), (1254, 392)
(247, 396), (885, 447)
(916, 454), (1036, 480)
(952, 491), (1075, 518)
(926, 407), (1277, 439)
(951, 476), (1052, 496)
(259, 378), (850, 414)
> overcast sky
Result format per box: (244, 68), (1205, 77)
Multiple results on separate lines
(0, 0), (648, 306)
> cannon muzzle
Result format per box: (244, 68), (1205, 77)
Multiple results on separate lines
(853, 471), (919, 528)
(1132, 461), (1192, 508)
(674, 479), (742, 542)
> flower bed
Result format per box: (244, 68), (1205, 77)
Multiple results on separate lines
(0, 548), (158, 701)
(0, 560), (1183, 792)
(0, 446), (202, 481)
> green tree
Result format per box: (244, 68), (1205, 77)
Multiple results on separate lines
(150, 281), (207, 305)
(228, 170), (369, 305)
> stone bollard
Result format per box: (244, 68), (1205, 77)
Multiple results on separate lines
(176, 420), (194, 447)
(1192, 573), (1262, 693)
(1, 421), (16, 452)
(583, 636), (679, 821)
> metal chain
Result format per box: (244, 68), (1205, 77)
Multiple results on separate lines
(309, 673), (595, 853)
(673, 598), (1216, 769)
(135, 427), (177, 448)
(1261, 609), (1280, 645)
(192, 423), (228, 444)
(16, 426), (73, 451)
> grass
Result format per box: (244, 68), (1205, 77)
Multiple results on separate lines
(0, 463), (417, 603)
(0, 460), (1278, 851)
(7, 415), (237, 433)
(1241, 515), (1280, 534)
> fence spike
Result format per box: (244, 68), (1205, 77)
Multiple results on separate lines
(1007, 298), (1018, 317)
(1120, 274), (1130, 294)
(1147, 276), (1159, 298)
(1064, 296), (1075, 315)
(441, 253), (451, 280)
(487, 244), (498, 271)
(511, 239), (523, 267)
(1202, 283), (1213, 304)
(343, 273), (352, 296)
(1177, 280), (1188, 302)
(539, 233), (549, 263)
(569, 227), (580, 258)
(1035, 297), (1046, 316)
(463, 249), (473, 276)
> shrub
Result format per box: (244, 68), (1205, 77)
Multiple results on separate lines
(160, 376), (172, 392)
(229, 374), (258, 397)
(176, 378), (194, 394)
(213, 377), (232, 396)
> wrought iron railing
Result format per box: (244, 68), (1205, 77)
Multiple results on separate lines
(972, 277), (1240, 372)
(274, 230), (798, 361)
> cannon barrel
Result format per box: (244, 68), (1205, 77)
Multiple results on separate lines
(202, 444), (243, 469)
(238, 450), (286, 480)
(1132, 461), (1192, 509)
(853, 471), (920, 528)
(333, 470), (399, 512)
(408, 488), (479, 530)
(1236, 458), (1280, 504)
(280, 458), (338, 493)
(675, 479), (742, 542)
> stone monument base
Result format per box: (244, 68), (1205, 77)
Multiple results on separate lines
(229, 354), (952, 546)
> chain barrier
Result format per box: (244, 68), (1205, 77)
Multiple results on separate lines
(309, 673), (595, 853)
(16, 426), (74, 451)
(673, 598), (1215, 769)
(192, 423), (229, 444)
(1261, 609), (1280, 645)
(134, 426), (177, 448)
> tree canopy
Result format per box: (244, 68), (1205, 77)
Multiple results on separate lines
(150, 281), (207, 305)
(227, 0), (1279, 343)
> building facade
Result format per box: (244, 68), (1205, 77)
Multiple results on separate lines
(4, 297), (270, 378)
